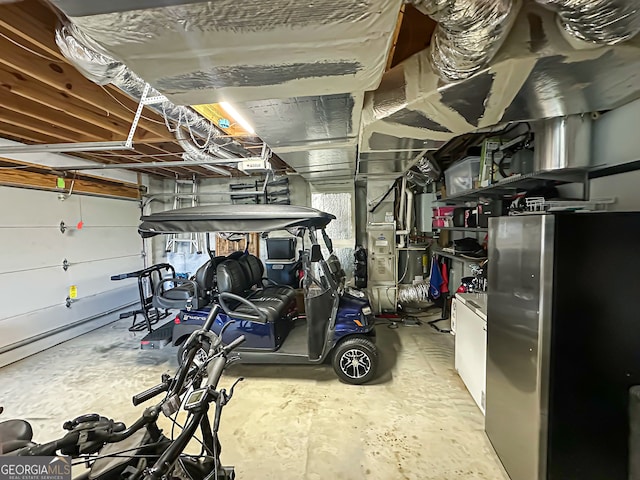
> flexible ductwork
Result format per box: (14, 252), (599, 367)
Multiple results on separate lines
(535, 0), (640, 45)
(360, 2), (640, 174)
(55, 22), (247, 160)
(398, 282), (431, 304)
(174, 129), (232, 177)
(410, 0), (520, 82)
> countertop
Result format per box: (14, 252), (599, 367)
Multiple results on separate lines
(456, 293), (487, 321)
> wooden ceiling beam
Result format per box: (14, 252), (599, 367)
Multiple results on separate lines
(0, 17), (175, 143)
(132, 144), (208, 177)
(0, 88), (123, 140)
(0, 2), (63, 61)
(0, 121), (86, 143)
(0, 66), (167, 143)
(70, 152), (175, 178)
(0, 157), (141, 200)
(0, 107), (94, 143)
(0, 37), (173, 140)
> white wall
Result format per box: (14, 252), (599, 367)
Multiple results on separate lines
(0, 186), (144, 367)
(589, 98), (640, 210)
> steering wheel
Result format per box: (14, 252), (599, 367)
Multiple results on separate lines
(218, 292), (268, 323)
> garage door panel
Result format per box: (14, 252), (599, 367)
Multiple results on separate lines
(80, 195), (141, 226)
(0, 285), (138, 351)
(0, 256), (143, 320)
(0, 227), (142, 273)
(0, 185), (146, 358)
(0, 187), (71, 226)
(0, 187), (140, 227)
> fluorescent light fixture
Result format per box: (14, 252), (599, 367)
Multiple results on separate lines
(219, 102), (256, 135)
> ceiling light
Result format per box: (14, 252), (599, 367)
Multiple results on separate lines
(219, 102), (255, 135)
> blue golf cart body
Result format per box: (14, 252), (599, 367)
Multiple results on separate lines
(139, 204), (378, 384)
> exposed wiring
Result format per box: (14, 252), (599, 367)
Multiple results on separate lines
(162, 102), (179, 133)
(0, 30), (62, 62)
(100, 85), (166, 125)
(187, 116), (214, 149)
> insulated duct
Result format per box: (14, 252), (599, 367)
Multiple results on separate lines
(410, 0), (520, 81)
(174, 129), (232, 177)
(50, 0), (403, 105)
(533, 114), (592, 172)
(360, 2), (640, 168)
(534, 0), (640, 45)
(55, 22), (247, 160)
(398, 282), (431, 304)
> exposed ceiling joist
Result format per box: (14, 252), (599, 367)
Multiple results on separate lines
(0, 157), (142, 199)
(0, 0), (259, 179)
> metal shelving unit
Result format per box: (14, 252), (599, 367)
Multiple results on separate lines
(437, 168), (592, 204)
(431, 246), (487, 264)
(435, 226), (488, 233)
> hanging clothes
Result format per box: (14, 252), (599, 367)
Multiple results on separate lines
(441, 261), (449, 294)
(429, 255), (444, 299)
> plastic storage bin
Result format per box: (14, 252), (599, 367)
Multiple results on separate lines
(445, 156), (481, 196)
(433, 206), (455, 217)
(266, 238), (296, 260)
(266, 260), (300, 287)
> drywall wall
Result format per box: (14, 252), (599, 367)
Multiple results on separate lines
(0, 186), (144, 367)
(589, 98), (640, 210)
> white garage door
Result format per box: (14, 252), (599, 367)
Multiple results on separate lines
(0, 186), (144, 367)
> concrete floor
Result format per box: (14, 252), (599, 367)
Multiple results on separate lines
(0, 314), (509, 479)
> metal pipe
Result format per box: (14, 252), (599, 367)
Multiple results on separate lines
(0, 141), (131, 154)
(398, 176), (407, 230)
(53, 158), (243, 172)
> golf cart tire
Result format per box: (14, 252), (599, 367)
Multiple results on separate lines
(332, 336), (378, 385)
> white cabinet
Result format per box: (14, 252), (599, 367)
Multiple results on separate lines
(454, 294), (487, 415)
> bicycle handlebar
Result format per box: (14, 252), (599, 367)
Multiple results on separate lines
(132, 382), (170, 406)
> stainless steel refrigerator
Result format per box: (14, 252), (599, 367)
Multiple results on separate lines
(486, 213), (640, 480)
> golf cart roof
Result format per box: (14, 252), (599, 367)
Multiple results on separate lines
(139, 204), (336, 237)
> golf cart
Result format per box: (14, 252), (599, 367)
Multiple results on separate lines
(139, 204), (378, 384)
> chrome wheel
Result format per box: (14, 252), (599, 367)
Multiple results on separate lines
(339, 348), (372, 380)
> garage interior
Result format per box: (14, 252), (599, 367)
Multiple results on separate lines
(0, 1), (639, 479)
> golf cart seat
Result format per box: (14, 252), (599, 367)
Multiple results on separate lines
(0, 419), (34, 454)
(153, 256), (225, 310)
(239, 254), (297, 302)
(217, 259), (294, 322)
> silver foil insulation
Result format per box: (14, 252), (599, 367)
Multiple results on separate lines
(52, 0), (403, 105)
(535, 0), (640, 45)
(55, 21), (249, 160)
(411, 0), (520, 82)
